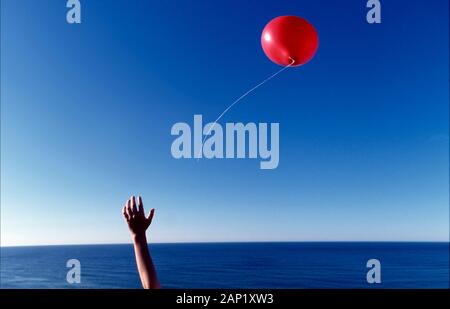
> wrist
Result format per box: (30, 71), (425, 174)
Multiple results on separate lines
(132, 233), (147, 243)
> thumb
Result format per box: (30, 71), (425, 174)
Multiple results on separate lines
(147, 208), (155, 224)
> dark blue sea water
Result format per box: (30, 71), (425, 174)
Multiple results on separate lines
(1, 242), (448, 288)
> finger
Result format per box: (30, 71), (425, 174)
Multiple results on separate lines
(147, 208), (155, 224)
(131, 196), (138, 215)
(122, 205), (130, 221)
(138, 195), (144, 214)
(126, 199), (133, 218)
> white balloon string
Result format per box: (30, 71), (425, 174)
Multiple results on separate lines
(197, 57), (296, 159)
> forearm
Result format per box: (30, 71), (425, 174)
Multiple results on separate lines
(132, 234), (160, 289)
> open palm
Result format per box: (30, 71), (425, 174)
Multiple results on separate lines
(122, 196), (154, 236)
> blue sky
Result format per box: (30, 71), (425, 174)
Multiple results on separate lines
(1, 0), (448, 245)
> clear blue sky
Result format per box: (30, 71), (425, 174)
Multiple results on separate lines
(1, 0), (448, 245)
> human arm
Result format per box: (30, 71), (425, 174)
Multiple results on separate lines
(122, 196), (160, 289)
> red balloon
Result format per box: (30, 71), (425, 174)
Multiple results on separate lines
(261, 16), (319, 67)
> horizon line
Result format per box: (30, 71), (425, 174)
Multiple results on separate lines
(1, 240), (449, 248)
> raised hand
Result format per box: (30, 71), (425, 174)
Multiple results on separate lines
(122, 195), (160, 289)
(122, 196), (155, 237)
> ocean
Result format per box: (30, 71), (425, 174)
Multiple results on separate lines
(1, 242), (448, 288)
